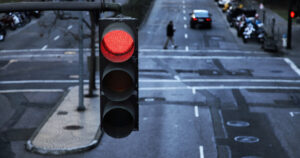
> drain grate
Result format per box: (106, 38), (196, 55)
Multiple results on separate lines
(64, 125), (83, 130)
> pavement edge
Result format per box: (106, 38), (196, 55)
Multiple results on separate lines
(24, 87), (103, 155)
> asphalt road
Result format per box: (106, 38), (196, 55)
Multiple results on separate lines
(1, 0), (300, 157)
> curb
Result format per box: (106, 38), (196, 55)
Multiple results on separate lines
(25, 87), (103, 155)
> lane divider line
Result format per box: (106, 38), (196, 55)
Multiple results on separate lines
(194, 105), (199, 117)
(199, 146), (204, 158)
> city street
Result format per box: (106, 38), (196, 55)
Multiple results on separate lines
(1, 0), (300, 158)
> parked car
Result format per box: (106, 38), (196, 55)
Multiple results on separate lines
(189, 9), (212, 28)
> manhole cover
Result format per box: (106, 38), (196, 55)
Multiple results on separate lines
(64, 125), (83, 130)
(57, 111), (68, 115)
(234, 136), (260, 143)
(226, 121), (250, 127)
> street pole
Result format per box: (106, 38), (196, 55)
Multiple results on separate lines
(287, 0), (293, 49)
(77, 5), (86, 111)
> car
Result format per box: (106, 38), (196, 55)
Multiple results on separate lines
(189, 10), (212, 28)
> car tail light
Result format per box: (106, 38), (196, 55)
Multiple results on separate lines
(206, 18), (211, 22)
(192, 17), (197, 21)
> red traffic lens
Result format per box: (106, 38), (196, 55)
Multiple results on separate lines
(101, 30), (135, 63)
(290, 11), (296, 18)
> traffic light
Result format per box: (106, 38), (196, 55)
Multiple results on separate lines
(290, 10), (297, 18)
(99, 17), (138, 138)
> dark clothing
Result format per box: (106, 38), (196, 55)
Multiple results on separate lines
(167, 23), (175, 37)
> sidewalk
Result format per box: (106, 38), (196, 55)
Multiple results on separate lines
(244, 0), (300, 55)
(26, 86), (102, 155)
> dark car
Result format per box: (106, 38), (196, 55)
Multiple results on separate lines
(190, 10), (212, 28)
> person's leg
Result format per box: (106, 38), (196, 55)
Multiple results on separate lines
(164, 37), (170, 49)
(170, 37), (177, 48)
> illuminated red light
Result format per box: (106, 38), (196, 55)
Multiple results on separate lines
(206, 18), (211, 22)
(192, 17), (197, 21)
(101, 30), (134, 63)
(290, 11), (296, 18)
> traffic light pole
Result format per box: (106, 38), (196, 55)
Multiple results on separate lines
(77, 4), (85, 111)
(287, 0), (293, 49)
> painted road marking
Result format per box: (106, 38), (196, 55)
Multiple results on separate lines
(284, 58), (300, 76)
(64, 51), (77, 55)
(185, 33), (188, 39)
(174, 75), (181, 81)
(69, 75), (79, 79)
(0, 48), (266, 54)
(0, 89), (64, 93)
(0, 59), (18, 70)
(185, 46), (189, 51)
(41, 45), (48, 50)
(183, 16), (187, 20)
(199, 146), (204, 158)
(140, 86), (300, 91)
(67, 25), (73, 30)
(192, 88), (196, 94)
(54, 35), (60, 41)
(140, 55), (282, 60)
(140, 79), (300, 83)
(194, 105), (199, 117)
(3, 79), (300, 85)
(289, 112), (300, 117)
(183, 5), (186, 9)
(184, 24), (187, 29)
(139, 48), (266, 54)
(145, 98), (154, 102)
(183, 10), (186, 14)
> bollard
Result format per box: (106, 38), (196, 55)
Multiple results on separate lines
(282, 34), (287, 48)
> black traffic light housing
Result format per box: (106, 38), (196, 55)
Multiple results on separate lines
(99, 17), (139, 138)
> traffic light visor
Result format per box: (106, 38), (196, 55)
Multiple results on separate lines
(101, 30), (135, 63)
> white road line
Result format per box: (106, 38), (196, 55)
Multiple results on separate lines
(145, 98), (154, 102)
(184, 24), (187, 29)
(140, 86), (300, 91)
(139, 79), (300, 83)
(183, 0), (185, 4)
(2, 78), (300, 85)
(192, 88), (196, 94)
(183, 10), (186, 14)
(174, 75), (181, 81)
(284, 58), (300, 76)
(185, 46), (189, 51)
(0, 89), (64, 93)
(0, 48), (265, 54)
(183, 16), (187, 20)
(199, 146), (204, 158)
(183, 5), (186, 9)
(140, 55), (282, 60)
(54, 35), (60, 41)
(185, 33), (188, 39)
(194, 105), (199, 117)
(139, 48), (265, 54)
(290, 112), (300, 117)
(67, 25), (73, 30)
(41, 45), (48, 50)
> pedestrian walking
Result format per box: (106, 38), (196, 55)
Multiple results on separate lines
(164, 21), (177, 49)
